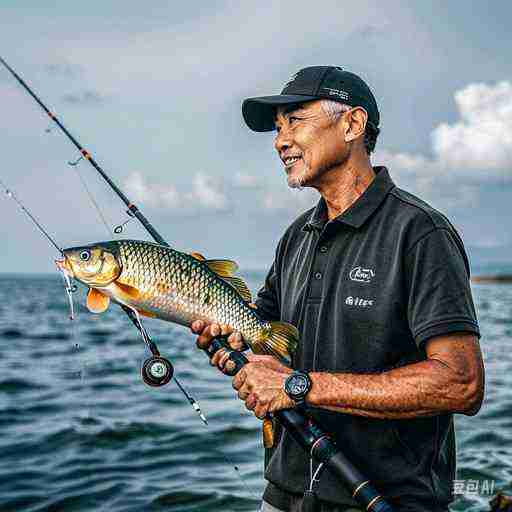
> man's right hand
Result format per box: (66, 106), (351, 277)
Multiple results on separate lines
(191, 321), (247, 374)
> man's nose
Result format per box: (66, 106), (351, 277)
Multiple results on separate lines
(274, 128), (292, 154)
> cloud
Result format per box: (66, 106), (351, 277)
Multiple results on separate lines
(190, 173), (228, 210)
(124, 171), (228, 213)
(375, 80), (512, 209)
(61, 90), (106, 106)
(232, 172), (263, 189)
(44, 62), (83, 79)
(431, 81), (512, 170)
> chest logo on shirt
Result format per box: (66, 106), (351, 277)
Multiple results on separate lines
(349, 266), (375, 283)
(345, 296), (374, 308)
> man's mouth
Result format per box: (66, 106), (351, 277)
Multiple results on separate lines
(283, 155), (302, 168)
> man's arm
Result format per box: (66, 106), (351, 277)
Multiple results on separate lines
(234, 332), (485, 420)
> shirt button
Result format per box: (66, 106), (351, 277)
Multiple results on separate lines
(319, 245), (328, 253)
(314, 272), (322, 280)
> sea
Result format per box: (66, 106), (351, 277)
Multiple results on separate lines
(0, 265), (511, 512)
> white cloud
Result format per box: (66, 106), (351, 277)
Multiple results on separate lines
(232, 172), (262, 189)
(432, 81), (512, 170)
(375, 80), (512, 209)
(124, 171), (228, 213)
(189, 173), (227, 210)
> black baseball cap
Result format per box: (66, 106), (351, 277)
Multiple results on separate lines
(242, 66), (379, 132)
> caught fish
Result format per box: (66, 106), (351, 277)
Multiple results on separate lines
(56, 240), (298, 361)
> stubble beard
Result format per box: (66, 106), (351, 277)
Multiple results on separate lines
(286, 162), (312, 190)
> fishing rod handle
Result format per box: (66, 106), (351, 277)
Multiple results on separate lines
(204, 338), (393, 511)
(204, 336), (248, 376)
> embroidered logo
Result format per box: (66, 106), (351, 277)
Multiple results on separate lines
(345, 296), (374, 308)
(349, 267), (375, 283)
(322, 87), (349, 100)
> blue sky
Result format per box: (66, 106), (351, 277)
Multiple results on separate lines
(0, 1), (511, 273)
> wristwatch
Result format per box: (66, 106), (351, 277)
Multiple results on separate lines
(284, 371), (312, 405)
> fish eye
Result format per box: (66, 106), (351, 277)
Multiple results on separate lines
(79, 250), (91, 262)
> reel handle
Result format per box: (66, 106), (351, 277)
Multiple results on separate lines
(205, 336), (248, 376)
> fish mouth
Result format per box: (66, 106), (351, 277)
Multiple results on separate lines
(55, 257), (72, 277)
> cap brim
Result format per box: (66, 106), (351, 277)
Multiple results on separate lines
(242, 94), (318, 132)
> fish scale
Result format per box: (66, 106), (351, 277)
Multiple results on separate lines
(116, 241), (263, 339)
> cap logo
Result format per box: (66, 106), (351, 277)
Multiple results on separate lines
(322, 87), (349, 100)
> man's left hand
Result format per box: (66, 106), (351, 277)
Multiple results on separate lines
(232, 355), (294, 419)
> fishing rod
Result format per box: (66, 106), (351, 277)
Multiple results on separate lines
(204, 339), (393, 511)
(0, 56), (393, 511)
(0, 56), (163, 246)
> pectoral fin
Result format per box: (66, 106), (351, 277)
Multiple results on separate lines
(113, 282), (141, 301)
(137, 308), (157, 318)
(86, 288), (111, 314)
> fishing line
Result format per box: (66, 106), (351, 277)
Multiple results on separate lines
(0, 178), (63, 254)
(69, 162), (113, 238)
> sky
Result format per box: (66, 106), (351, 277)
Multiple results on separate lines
(0, 1), (511, 273)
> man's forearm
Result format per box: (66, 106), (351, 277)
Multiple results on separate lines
(307, 358), (478, 419)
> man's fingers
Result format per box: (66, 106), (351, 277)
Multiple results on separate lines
(227, 331), (245, 351)
(191, 320), (204, 334)
(245, 393), (257, 410)
(196, 323), (221, 349)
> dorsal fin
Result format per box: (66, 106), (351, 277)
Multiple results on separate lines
(221, 276), (252, 302)
(86, 288), (110, 313)
(205, 259), (239, 277)
(190, 252), (206, 261)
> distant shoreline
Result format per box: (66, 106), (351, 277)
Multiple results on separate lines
(472, 274), (512, 284)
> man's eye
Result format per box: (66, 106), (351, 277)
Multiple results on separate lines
(289, 116), (298, 124)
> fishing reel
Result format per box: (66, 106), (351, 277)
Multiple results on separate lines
(141, 356), (174, 387)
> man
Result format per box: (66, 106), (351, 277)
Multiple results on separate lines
(192, 66), (484, 512)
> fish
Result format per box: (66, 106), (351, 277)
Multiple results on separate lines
(56, 239), (298, 361)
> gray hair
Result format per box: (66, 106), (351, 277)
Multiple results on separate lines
(319, 99), (380, 155)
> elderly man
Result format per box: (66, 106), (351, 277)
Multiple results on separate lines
(192, 66), (484, 512)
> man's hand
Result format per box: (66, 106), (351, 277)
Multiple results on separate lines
(232, 355), (294, 419)
(191, 320), (246, 374)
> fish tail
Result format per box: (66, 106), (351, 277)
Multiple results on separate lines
(254, 321), (298, 363)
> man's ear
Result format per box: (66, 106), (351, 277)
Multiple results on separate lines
(344, 107), (368, 143)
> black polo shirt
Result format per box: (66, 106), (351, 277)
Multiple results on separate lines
(256, 166), (480, 511)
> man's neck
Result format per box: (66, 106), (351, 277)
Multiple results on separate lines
(315, 159), (376, 221)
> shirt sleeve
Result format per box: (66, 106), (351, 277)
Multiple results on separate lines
(404, 228), (480, 348)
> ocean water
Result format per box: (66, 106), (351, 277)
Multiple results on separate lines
(0, 269), (510, 512)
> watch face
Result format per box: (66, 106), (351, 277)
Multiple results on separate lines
(286, 373), (310, 400)
(290, 375), (309, 395)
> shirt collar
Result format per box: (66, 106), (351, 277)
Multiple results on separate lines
(302, 166), (395, 232)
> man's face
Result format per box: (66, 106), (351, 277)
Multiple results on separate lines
(274, 100), (349, 189)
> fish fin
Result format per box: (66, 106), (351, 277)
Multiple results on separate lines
(113, 282), (141, 301)
(86, 288), (110, 314)
(190, 252), (206, 261)
(221, 276), (252, 302)
(205, 259), (239, 277)
(254, 321), (298, 363)
(137, 308), (157, 318)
